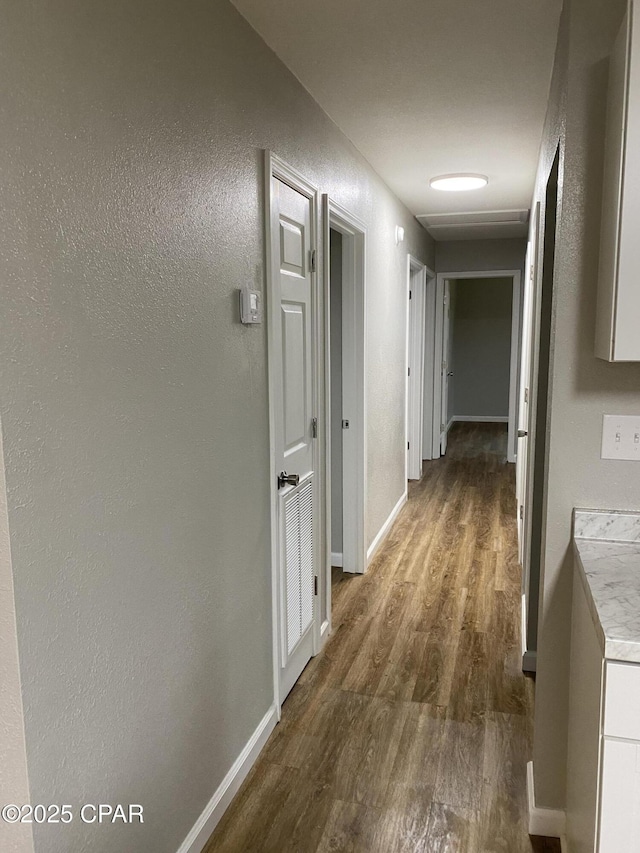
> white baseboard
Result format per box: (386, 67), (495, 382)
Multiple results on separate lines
(367, 491), (407, 565)
(451, 415), (509, 423)
(176, 703), (278, 853)
(330, 552), (343, 568)
(527, 761), (566, 839)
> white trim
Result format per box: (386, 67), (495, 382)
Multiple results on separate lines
(526, 761), (566, 838)
(325, 197), (367, 577)
(422, 268), (437, 460)
(366, 491), (407, 565)
(520, 594), (538, 671)
(265, 151), (320, 712)
(176, 704), (278, 853)
(330, 551), (343, 568)
(450, 415), (509, 423)
(432, 270), (522, 463)
(561, 836), (568, 853)
(406, 256), (427, 480)
(432, 274), (445, 458)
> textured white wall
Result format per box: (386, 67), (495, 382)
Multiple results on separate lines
(435, 238), (526, 274)
(532, 0), (640, 810)
(0, 1), (433, 850)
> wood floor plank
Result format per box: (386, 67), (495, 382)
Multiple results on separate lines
(204, 424), (555, 853)
(315, 800), (381, 853)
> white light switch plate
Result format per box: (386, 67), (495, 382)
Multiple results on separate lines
(602, 415), (640, 460)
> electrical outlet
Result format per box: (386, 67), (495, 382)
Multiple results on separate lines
(601, 415), (640, 460)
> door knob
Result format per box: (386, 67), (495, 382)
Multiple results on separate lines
(278, 471), (300, 489)
(447, 371), (454, 376)
(518, 429), (528, 438)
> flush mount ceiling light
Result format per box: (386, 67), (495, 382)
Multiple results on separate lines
(429, 173), (488, 192)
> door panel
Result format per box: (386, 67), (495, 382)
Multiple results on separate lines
(517, 204), (540, 575)
(516, 242), (534, 561)
(271, 176), (317, 702)
(282, 304), (307, 452)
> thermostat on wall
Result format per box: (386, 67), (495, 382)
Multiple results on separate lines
(239, 287), (263, 324)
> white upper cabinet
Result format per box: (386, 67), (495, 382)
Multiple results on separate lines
(597, 2), (640, 362)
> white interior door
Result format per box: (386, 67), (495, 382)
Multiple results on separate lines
(516, 203), (541, 571)
(270, 175), (318, 703)
(516, 245), (534, 561)
(440, 281), (451, 454)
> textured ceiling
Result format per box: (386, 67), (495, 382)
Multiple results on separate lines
(230, 0), (562, 238)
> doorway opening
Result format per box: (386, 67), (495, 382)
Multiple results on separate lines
(323, 197), (367, 602)
(432, 270), (522, 463)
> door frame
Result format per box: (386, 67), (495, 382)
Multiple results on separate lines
(432, 270), (522, 463)
(323, 196), (367, 586)
(406, 256), (435, 479)
(265, 151), (322, 715)
(422, 268), (438, 462)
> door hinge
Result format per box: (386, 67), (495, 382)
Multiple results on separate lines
(312, 417), (318, 438)
(524, 387), (529, 404)
(519, 505), (524, 520)
(342, 419), (350, 430)
(314, 576), (318, 596)
(530, 264), (534, 281)
(409, 290), (412, 300)
(408, 367), (411, 376)
(310, 249), (316, 272)
(407, 441), (410, 450)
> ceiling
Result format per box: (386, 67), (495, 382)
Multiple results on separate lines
(230, 0), (563, 240)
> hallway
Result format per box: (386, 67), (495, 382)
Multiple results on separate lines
(205, 424), (558, 853)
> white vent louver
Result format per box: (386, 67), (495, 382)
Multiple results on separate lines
(418, 209), (529, 227)
(416, 210), (530, 242)
(283, 479), (314, 658)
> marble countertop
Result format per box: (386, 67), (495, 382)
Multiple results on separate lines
(574, 509), (640, 663)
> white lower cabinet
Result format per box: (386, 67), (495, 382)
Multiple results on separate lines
(599, 738), (640, 851)
(567, 562), (640, 852)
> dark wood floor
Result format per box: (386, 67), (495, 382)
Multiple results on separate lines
(205, 423), (560, 853)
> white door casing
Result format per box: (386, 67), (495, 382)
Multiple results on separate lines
(406, 257), (428, 480)
(422, 271), (437, 462)
(323, 196), (367, 579)
(432, 270), (522, 462)
(440, 281), (452, 455)
(266, 154), (320, 708)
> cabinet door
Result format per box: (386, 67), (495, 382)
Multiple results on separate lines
(599, 738), (640, 851)
(566, 569), (604, 852)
